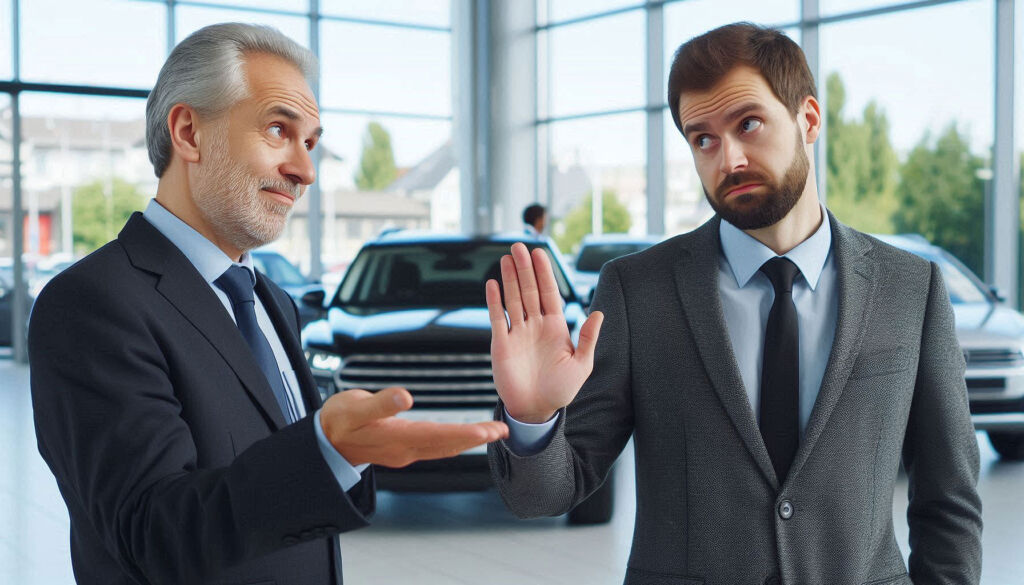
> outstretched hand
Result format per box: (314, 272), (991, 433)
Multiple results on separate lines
(320, 387), (509, 467)
(486, 242), (603, 423)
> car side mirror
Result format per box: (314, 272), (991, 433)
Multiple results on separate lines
(989, 285), (1008, 303)
(301, 289), (326, 308)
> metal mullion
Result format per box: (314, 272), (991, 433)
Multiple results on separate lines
(308, 0), (322, 280)
(537, 20), (550, 209)
(172, 0), (308, 18)
(808, 0), (967, 25)
(802, 0), (825, 204)
(538, 105), (652, 125)
(537, 3), (647, 31)
(318, 107), (451, 121)
(992, 0), (1017, 304)
(0, 82), (149, 99)
(646, 0), (664, 236)
(317, 13), (450, 33)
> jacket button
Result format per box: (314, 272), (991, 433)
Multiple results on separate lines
(778, 500), (794, 520)
(765, 576), (781, 585)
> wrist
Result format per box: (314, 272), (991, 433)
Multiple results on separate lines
(505, 407), (558, 425)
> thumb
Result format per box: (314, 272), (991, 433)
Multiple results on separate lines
(346, 386), (413, 425)
(574, 311), (604, 366)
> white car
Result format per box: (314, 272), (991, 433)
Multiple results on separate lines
(877, 234), (1024, 460)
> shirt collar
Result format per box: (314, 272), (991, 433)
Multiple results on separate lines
(142, 199), (256, 285)
(718, 204), (832, 290)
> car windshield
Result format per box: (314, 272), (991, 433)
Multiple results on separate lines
(253, 253), (307, 287)
(576, 243), (652, 272)
(333, 242), (574, 310)
(905, 249), (989, 305)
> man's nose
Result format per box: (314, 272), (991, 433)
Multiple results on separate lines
(719, 137), (748, 175)
(281, 142), (316, 186)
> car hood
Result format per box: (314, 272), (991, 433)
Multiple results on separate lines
(953, 303), (1024, 346)
(304, 306), (494, 354)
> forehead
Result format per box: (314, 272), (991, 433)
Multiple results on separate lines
(240, 52), (319, 122)
(677, 66), (783, 129)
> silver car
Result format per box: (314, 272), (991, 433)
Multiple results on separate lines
(877, 234), (1024, 460)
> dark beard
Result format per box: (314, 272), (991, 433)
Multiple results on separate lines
(703, 131), (810, 230)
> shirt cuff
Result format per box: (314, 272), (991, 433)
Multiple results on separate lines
(503, 407), (559, 456)
(314, 408), (369, 492)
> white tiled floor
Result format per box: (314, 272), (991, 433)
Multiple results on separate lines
(3, 354), (1023, 584)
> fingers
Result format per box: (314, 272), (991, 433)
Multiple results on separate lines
(485, 279), (509, 340)
(573, 311), (604, 370)
(531, 248), (564, 317)
(377, 421), (510, 468)
(500, 255), (524, 326)
(344, 386), (412, 426)
(511, 243), (542, 319)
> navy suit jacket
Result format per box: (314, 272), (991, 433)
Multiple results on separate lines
(30, 212), (374, 584)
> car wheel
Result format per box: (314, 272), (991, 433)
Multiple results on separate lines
(567, 473), (615, 525)
(988, 431), (1024, 461)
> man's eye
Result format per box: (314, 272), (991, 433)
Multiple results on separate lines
(740, 118), (762, 133)
(695, 135), (713, 150)
(268, 125), (284, 138)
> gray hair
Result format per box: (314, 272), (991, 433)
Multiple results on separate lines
(146, 23), (318, 178)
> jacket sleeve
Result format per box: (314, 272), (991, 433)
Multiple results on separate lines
(488, 259), (634, 518)
(29, 271), (373, 585)
(902, 261), (982, 584)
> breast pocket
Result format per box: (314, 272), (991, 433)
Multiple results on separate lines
(849, 346), (916, 380)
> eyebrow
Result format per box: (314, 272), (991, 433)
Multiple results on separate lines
(682, 102), (764, 138)
(267, 105), (324, 138)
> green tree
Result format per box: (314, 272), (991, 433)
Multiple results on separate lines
(893, 123), (986, 275)
(824, 72), (899, 234)
(552, 190), (631, 253)
(72, 178), (147, 255)
(354, 121), (398, 190)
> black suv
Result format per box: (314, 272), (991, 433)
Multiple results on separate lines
(301, 231), (615, 523)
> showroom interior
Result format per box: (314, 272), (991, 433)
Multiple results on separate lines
(1, 0), (1022, 583)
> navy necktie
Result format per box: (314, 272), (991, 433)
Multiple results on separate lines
(215, 265), (295, 423)
(759, 257), (801, 484)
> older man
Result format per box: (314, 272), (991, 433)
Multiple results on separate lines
(29, 23), (506, 585)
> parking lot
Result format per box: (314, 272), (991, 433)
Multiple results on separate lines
(2, 354), (1022, 584)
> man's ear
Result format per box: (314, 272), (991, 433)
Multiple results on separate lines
(801, 95), (822, 144)
(167, 104), (202, 164)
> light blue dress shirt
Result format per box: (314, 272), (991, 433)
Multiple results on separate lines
(507, 207), (837, 453)
(142, 199), (366, 491)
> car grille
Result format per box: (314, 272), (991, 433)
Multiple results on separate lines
(963, 348), (1024, 368)
(334, 353), (497, 408)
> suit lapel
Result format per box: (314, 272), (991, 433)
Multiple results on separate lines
(118, 213), (288, 430)
(256, 273), (323, 411)
(673, 217), (780, 489)
(786, 212), (878, 485)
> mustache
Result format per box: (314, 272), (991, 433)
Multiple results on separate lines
(260, 180), (302, 199)
(714, 170), (771, 200)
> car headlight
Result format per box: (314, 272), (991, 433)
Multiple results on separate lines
(305, 349), (343, 375)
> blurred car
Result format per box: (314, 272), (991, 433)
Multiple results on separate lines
(877, 234), (1024, 460)
(300, 231), (614, 524)
(250, 249), (327, 328)
(573, 234), (663, 305)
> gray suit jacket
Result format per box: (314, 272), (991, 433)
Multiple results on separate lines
(489, 213), (982, 585)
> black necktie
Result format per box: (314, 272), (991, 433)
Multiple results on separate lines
(759, 257), (800, 484)
(215, 266), (295, 423)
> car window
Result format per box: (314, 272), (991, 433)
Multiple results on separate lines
(252, 253), (307, 287)
(905, 249), (988, 304)
(335, 242), (574, 309)
(576, 243), (651, 272)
